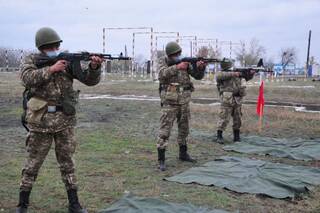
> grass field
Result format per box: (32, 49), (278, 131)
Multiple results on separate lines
(0, 72), (320, 213)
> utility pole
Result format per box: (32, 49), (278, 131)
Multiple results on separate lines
(306, 30), (312, 77)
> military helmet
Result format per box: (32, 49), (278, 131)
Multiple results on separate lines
(165, 41), (182, 56)
(220, 58), (233, 70)
(35, 27), (62, 49)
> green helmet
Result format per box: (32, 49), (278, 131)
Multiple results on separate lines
(220, 58), (233, 70)
(35, 27), (62, 49)
(165, 41), (182, 56)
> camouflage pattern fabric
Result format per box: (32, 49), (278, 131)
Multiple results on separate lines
(216, 71), (245, 131)
(20, 128), (77, 191)
(19, 53), (101, 191)
(157, 56), (204, 149)
(20, 53), (101, 133)
(157, 104), (190, 149)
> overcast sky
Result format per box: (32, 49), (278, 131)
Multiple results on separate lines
(1, 0), (319, 66)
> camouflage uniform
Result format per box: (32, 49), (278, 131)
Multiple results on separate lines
(19, 53), (101, 191)
(216, 71), (246, 131)
(157, 56), (204, 149)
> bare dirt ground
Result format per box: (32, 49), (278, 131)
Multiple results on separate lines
(0, 72), (320, 213)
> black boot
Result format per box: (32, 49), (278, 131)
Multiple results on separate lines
(216, 130), (224, 144)
(67, 189), (87, 213)
(157, 148), (166, 171)
(16, 190), (31, 213)
(233, 129), (240, 142)
(179, 145), (196, 162)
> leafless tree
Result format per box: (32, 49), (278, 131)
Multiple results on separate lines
(264, 57), (275, 71)
(0, 48), (6, 67)
(235, 38), (266, 66)
(196, 46), (221, 58)
(208, 46), (221, 58)
(0, 47), (36, 70)
(280, 47), (297, 72)
(196, 46), (209, 57)
(156, 50), (165, 59)
(309, 56), (316, 65)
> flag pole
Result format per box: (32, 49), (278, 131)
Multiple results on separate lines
(258, 72), (263, 133)
(259, 103), (263, 133)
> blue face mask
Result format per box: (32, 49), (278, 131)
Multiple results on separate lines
(46, 50), (60, 58)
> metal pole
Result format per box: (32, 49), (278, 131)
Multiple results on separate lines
(103, 27), (152, 77)
(20, 49), (23, 69)
(215, 39), (218, 55)
(5, 50), (8, 71)
(230, 41), (232, 59)
(103, 28), (106, 53)
(242, 42), (245, 66)
(132, 32), (135, 76)
(150, 27), (153, 79)
(102, 28), (106, 77)
(306, 30), (312, 77)
(155, 35), (199, 57)
(215, 39), (219, 72)
(194, 36), (198, 56)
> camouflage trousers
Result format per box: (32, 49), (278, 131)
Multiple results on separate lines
(217, 104), (242, 131)
(20, 127), (77, 191)
(157, 104), (190, 149)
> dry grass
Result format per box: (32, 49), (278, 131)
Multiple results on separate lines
(1, 72), (320, 212)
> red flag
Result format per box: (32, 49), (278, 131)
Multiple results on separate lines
(256, 81), (265, 117)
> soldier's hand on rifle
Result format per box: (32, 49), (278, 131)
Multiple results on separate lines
(234, 72), (241, 77)
(196, 60), (207, 71)
(49, 60), (67, 73)
(90, 56), (104, 69)
(176, 62), (189, 71)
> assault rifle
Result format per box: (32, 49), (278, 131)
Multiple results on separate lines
(168, 57), (221, 80)
(168, 57), (221, 67)
(34, 52), (131, 68)
(232, 58), (273, 81)
(34, 52), (131, 80)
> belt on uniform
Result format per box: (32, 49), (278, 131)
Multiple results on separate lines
(174, 86), (192, 92)
(221, 91), (240, 97)
(160, 84), (192, 92)
(47, 105), (63, 113)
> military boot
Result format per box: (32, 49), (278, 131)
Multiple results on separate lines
(16, 190), (31, 213)
(216, 130), (224, 144)
(233, 129), (240, 142)
(157, 148), (166, 171)
(179, 145), (196, 162)
(67, 189), (87, 213)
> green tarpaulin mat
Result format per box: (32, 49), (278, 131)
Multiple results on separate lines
(98, 193), (230, 213)
(165, 156), (320, 199)
(223, 136), (320, 161)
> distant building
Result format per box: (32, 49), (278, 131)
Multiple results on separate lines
(208, 64), (216, 72)
(310, 63), (320, 76)
(273, 63), (302, 75)
(273, 64), (283, 75)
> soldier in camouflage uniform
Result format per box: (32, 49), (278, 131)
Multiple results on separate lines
(157, 41), (207, 171)
(216, 58), (254, 144)
(16, 27), (103, 213)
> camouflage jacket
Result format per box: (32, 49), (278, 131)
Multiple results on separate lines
(20, 53), (101, 133)
(216, 71), (246, 105)
(158, 56), (205, 105)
